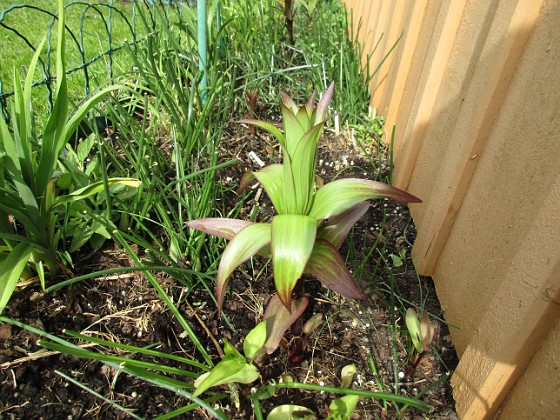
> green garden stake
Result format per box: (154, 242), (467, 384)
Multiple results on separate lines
(197, 0), (208, 104)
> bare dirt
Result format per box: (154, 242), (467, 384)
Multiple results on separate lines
(0, 116), (458, 419)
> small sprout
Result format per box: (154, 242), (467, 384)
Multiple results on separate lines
(302, 313), (323, 337)
(405, 308), (436, 377)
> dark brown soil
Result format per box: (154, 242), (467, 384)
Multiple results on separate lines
(0, 118), (458, 419)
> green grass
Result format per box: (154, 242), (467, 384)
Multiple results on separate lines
(0, 1), (149, 119)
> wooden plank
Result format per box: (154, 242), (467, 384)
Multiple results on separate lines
(391, 0), (440, 158)
(453, 241), (560, 418)
(392, 0), (466, 189)
(359, 1), (381, 75)
(430, 1), (558, 416)
(410, 0), (544, 275)
(367, 0), (395, 105)
(370, 0), (404, 116)
(497, 318), (560, 419)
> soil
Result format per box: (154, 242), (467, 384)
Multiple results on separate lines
(0, 114), (458, 419)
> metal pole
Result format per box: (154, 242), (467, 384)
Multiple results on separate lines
(197, 0), (208, 104)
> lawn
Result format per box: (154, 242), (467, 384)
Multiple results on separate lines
(0, 0), (457, 418)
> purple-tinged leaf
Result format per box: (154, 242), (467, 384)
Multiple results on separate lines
(272, 215), (317, 309)
(239, 164), (286, 214)
(317, 202), (369, 249)
(280, 91), (298, 114)
(310, 178), (421, 220)
(315, 81), (334, 123)
(305, 91), (317, 118)
(216, 223), (271, 315)
(237, 171), (256, 194)
(421, 310), (435, 349)
(263, 295), (309, 354)
(186, 218), (253, 240)
(306, 239), (364, 300)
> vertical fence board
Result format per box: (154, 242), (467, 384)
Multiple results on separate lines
(390, 0), (440, 158)
(366, 0), (395, 108)
(498, 317), (560, 419)
(441, 2), (559, 416)
(410, 0), (543, 275)
(343, 0), (560, 417)
(370, 0), (403, 115)
(392, 0), (467, 192)
(384, 1), (428, 145)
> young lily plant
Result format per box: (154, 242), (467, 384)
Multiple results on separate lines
(187, 82), (421, 358)
(405, 308), (435, 377)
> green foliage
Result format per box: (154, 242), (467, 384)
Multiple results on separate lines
(405, 308), (435, 354)
(188, 85), (420, 327)
(267, 364), (360, 420)
(0, 1), (147, 124)
(0, 0), (140, 313)
(352, 114), (386, 144)
(389, 249), (407, 268)
(193, 321), (267, 397)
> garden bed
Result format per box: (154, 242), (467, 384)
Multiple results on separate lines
(0, 1), (458, 418)
(0, 119), (458, 418)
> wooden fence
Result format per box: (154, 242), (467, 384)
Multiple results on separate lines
(343, 1), (560, 418)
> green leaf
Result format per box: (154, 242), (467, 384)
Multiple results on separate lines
(281, 104), (306, 157)
(186, 218), (253, 240)
(37, 85), (121, 195)
(316, 202), (369, 249)
(76, 133), (95, 163)
(310, 178), (422, 220)
(263, 295), (308, 355)
(216, 223), (272, 314)
(405, 308), (424, 353)
(267, 404), (317, 420)
(340, 364), (356, 389)
(305, 240), (363, 300)
(271, 215), (317, 309)
(251, 164), (286, 214)
(290, 123), (323, 214)
(243, 321), (267, 360)
(54, 178), (141, 208)
(0, 243), (33, 314)
(20, 38), (47, 187)
(302, 313), (323, 337)
(238, 119), (286, 149)
(223, 339), (245, 360)
(193, 352), (259, 398)
(328, 395), (360, 419)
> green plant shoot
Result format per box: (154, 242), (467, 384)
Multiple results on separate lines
(187, 83), (421, 359)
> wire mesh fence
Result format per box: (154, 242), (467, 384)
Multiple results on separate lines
(0, 1), (193, 115)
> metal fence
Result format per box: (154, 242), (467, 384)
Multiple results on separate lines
(0, 1), (186, 113)
(344, 0), (560, 418)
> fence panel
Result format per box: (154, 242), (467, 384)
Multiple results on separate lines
(344, 0), (560, 418)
